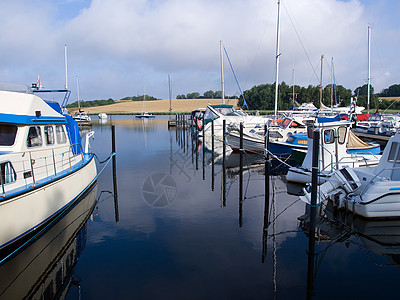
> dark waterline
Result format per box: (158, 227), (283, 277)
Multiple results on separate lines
(1, 115), (400, 299)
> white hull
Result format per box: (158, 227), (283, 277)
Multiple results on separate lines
(287, 155), (380, 184)
(0, 156), (96, 249)
(343, 181), (400, 218)
(226, 131), (264, 153)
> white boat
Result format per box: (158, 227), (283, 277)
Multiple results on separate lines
(98, 112), (108, 119)
(135, 112), (155, 119)
(73, 110), (92, 125)
(202, 104), (269, 137)
(72, 76), (92, 126)
(226, 116), (307, 154)
(0, 86), (97, 250)
(286, 120), (381, 184)
(299, 130), (400, 218)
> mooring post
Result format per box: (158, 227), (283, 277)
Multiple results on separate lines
(211, 119), (215, 191)
(262, 123), (270, 263)
(306, 129), (319, 298)
(239, 122), (244, 227)
(112, 125), (119, 223)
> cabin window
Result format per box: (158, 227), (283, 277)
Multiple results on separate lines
(324, 129), (334, 144)
(0, 124), (17, 146)
(44, 126), (55, 145)
(27, 126), (42, 147)
(388, 142), (398, 162)
(0, 161), (16, 184)
(56, 125), (67, 144)
(337, 127), (347, 144)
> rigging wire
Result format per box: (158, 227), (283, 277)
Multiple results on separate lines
(281, 0), (320, 84)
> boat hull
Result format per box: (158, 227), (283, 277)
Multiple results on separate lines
(0, 155), (97, 250)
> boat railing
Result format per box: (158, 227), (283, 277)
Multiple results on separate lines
(0, 143), (85, 198)
(322, 152), (380, 174)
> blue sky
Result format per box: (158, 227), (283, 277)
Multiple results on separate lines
(0, 0), (398, 103)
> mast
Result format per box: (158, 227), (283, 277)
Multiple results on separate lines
(292, 66), (295, 109)
(64, 44), (68, 90)
(220, 40), (225, 104)
(76, 75), (80, 112)
(274, 0), (281, 118)
(330, 57), (334, 109)
(367, 25), (371, 114)
(168, 74), (172, 114)
(319, 55), (324, 107)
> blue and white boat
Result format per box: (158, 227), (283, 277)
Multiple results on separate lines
(286, 120), (381, 184)
(300, 130), (400, 218)
(0, 84), (97, 251)
(226, 116), (307, 154)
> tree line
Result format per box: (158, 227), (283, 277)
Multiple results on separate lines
(237, 82), (400, 111)
(177, 90), (238, 99)
(66, 98), (115, 109)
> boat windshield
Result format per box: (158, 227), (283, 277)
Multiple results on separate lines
(0, 124), (17, 146)
(278, 118), (292, 129)
(214, 107), (245, 116)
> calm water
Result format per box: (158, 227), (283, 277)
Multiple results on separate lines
(1, 115), (400, 299)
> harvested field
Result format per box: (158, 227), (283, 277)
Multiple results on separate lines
(69, 98), (239, 114)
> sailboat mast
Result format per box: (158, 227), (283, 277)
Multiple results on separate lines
(220, 40), (225, 104)
(76, 75), (80, 112)
(367, 25), (371, 114)
(64, 44), (68, 90)
(331, 57), (334, 109)
(274, 0), (281, 118)
(168, 74), (172, 114)
(319, 55), (324, 106)
(292, 67), (295, 109)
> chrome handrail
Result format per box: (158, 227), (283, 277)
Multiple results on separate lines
(0, 142), (87, 198)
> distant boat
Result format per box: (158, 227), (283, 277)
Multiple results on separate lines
(72, 76), (92, 126)
(98, 112), (108, 119)
(135, 112), (155, 119)
(135, 92), (155, 119)
(73, 110), (92, 125)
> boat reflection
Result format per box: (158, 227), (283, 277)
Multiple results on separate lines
(299, 203), (400, 269)
(0, 184), (98, 299)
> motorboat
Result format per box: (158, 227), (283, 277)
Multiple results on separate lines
(299, 130), (400, 218)
(286, 120), (381, 184)
(73, 110), (92, 126)
(201, 104), (269, 137)
(98, 112), (108, 119)
(226, 116), (307, 155)
(135, 112), (155, 119)
(0, 85), (97, 251)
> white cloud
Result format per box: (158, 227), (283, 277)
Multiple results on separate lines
(0, 0), (397, 100)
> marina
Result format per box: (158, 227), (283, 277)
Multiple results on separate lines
(2, 114), (400, 299)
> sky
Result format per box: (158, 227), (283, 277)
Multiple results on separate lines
(0, 0), (399, 102)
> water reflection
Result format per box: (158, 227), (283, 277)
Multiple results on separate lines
(0, 184), (98, 299)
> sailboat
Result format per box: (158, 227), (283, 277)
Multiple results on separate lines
(135, 92), (155, 119)
(72, 75), (92, 126)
